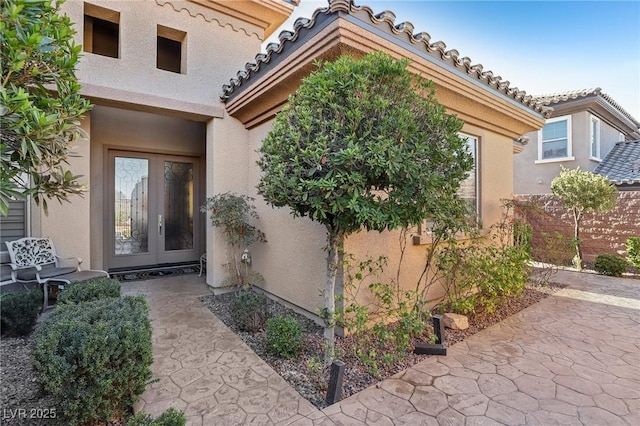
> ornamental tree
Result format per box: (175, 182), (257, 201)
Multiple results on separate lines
(1, 0), (91, 215)
(550, 166), (617, 269)
(201, 193), (266, 287)
(257, 51), (473, 365)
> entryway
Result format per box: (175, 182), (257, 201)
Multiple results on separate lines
(107, 150), (202, 270)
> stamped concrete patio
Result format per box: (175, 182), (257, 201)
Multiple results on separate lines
(122, 270), (640, 425)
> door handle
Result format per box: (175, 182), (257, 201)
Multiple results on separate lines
(158, 214), (163, 236)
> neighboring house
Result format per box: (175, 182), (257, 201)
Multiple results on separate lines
(594, 140), (640, 191)
(513, 88), (640, 195)
(1, 0), (549, 320)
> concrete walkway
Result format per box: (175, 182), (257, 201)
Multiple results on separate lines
(123, 270), (640, 425)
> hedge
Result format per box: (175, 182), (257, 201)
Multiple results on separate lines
(31, 296), (152, 425)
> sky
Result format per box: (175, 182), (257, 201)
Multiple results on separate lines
(264, 0), (640, 120)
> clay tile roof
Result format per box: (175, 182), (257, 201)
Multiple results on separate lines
(533, 88), (640, 127)
(594, 140), (640, 185)
(220, 0), (551, 118)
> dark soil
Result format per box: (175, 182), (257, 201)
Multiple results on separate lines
(200, 281), (564, 409)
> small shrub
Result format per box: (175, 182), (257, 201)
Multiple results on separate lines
(126, 408), (186, 426)
(230, 288), (269, 332)
(0, 289), (41, 336)
(627, 237), (640, 269)
(594, 254), (627, 277)
(57, 277), (120, 305)
(513, 221), (532, 256)
(31, 296), (153, 425)
(266, 315), (303, 358)
(200, 193), (266, 287)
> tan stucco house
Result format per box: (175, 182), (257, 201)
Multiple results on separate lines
(1, 0), (549, 321)
(513, 88), (640, 195)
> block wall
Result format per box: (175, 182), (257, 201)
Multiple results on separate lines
(516, 192), (640, 264)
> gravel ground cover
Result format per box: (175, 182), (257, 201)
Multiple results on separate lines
(200, 281), (564, 409)
(0, 281), (563, 424)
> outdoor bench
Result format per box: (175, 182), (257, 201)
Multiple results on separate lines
(5, 237), (109, 309)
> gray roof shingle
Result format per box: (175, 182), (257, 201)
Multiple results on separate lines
(594, 140), (640, 185)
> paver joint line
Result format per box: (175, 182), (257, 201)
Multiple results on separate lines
(123, 270), (639, 425)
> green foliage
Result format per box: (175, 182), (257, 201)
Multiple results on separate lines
(258, 51), (472, 364)
(266, 315), (303, 358)
(56, 277), (120, 305)
(126, 408), (186, 426)
(200, 193), (266, 286)
(551, 167), (617, 269)
(439, 202), (531, 314)
(1, 0), (91, 215)
(258, 51), (472, 235)
(594, 254), (627, 277)
(513, 221), (532, 256)
(229, 288), (270, 332)
(338, 254), (433, 376)
(626, 237), (640, 269)
(31, 296), (153, 425)
(0, 289), (41, 336)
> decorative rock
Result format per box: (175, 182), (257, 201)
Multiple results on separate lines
(442, 313), (469, 330)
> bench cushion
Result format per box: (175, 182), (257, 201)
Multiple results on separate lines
(16, 264), (78, 281)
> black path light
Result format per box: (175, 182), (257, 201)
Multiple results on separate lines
(326, 360), (345, 404)
(414, 315), (447, 355)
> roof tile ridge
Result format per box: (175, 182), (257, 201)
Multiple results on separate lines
(220, 0), (552, 118)
(221, 3), (330, 100)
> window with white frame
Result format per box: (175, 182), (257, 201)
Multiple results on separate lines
(590, 115), (601, 159)
(539, 115), (572, 161)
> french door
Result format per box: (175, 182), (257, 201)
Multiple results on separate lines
(107, 151), (201, 270)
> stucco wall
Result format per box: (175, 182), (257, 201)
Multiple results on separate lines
(33, 118), (92, 265)
(344, 123), (516, 311)
(204, 114), (255, 286)
(239, 121), (328, 318)
(61, 0), (262, 109)
(514, 111), (624, 194)
(231, 120), (517, 320)
(516, 192), (640, 264)
(39, 1), (264, 269)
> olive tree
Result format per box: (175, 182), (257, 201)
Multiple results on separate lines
(1, 0), (91, 215)
(550, 166), (617, 269)
(257, 52), (473, 364)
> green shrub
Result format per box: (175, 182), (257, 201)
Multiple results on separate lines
(594, 254), (628, 277)
(126, 408), (186, 426)
(513, 221), (532, 256)
(266, 315), (303, 358)
(627, 237), (640, 269)
(0, 289), (41, 336)
(31, 296), (153, 425)
(440, 242), (531, 314)
(57, 277), (120, 305)
(230, 288), (269, 332)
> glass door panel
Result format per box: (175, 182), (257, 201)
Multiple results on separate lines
(108, 151), (201, 270)
(163, 160), (194, 252)
(114, 157), (149, 255)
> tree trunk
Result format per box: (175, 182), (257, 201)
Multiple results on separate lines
(573, 207), (583, 270)
(323, 227), (344, 366)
